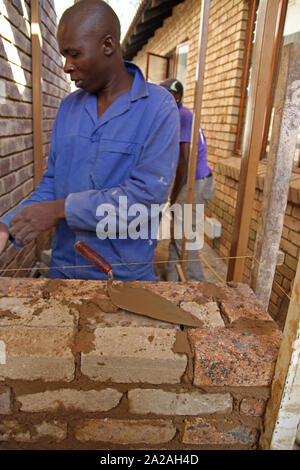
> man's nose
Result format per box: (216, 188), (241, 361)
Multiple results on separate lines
(63, 58), (75, 74)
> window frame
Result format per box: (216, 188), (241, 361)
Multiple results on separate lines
(234, 0), (259, 155)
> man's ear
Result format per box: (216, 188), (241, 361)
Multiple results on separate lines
(102, 35), (115, 56)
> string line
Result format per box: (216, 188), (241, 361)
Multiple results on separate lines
(0, 254), (291, 300)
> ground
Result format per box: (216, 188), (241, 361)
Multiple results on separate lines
(154, 239), (228, 282)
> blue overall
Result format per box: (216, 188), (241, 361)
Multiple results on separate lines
(1, 62), (180, 281)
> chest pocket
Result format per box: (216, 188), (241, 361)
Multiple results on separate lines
(91, 139), (142, 189)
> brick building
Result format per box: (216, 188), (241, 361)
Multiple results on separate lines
(122, 0), (300, 325)
(0, 0), (71, 276)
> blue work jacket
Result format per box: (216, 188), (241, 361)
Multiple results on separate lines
(1, 62), (180, 281)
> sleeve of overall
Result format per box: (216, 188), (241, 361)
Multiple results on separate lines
(65, 94), (180, 234)
(0, 119), (58, 229)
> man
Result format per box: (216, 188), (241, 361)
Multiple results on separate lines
(0, 0), (180, 281)
(160, 78), (215, 281)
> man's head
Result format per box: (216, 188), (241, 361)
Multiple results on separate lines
(160, 78), (183, 104)
(57, 0), (122, 93)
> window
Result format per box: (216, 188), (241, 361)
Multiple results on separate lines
(234, 0), (259, 155)
(173, 42), (189, 90)
(145, 41), (189, 89)
(235, 0), (292, 164)
(145, 53), (169, 84)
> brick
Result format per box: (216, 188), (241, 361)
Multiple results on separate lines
(128, 389), (232, 415)
(280, 238), (299, 259)
(0, 173), (17, 195)
(0, 118), (32, 136)
(288, 230), (300, 247)
(81, 327), (187, 384)
(0, 134), (33, 157)
(0, 387), (11, 415)
(2, 1), (31, 37)
(220, 283), (272, 323)
(180, 302), (225, 328)
(292, 206), (300, 220)
(0, 419), (67, 442)
(183, 417), (259, 447)
(277, 263), (296, 281)
(284, 215), (300, 232)
(0, 15), (32, 55)
(240, 398), (266, 417)
(189, 327), (282, 387)
(10, 179), (34, 206)
(0, 297), (79, 327)
(18, 388), (123, 413)
(0, 193), (11, 217)
(74, 418), (176, 445)
(0, 326), (75, 381)
(80, 306), (179, 329)
(285, 254), (298, 271)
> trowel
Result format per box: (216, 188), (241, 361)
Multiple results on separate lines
(74, 241), (203, 327)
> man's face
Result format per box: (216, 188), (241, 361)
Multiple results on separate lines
(57, 19), (111, 94)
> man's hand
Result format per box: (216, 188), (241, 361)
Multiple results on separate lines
(8, 200), (65, 246)
(0, 222), (9, 255)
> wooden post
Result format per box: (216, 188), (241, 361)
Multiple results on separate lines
(180, 0), (210, 275)
(31, 0), (44, 256)
(260, 255), (300, 449)
(227, 0), (288, 282)
(31, 0), (43, 187)
(251, 44), (300, 309)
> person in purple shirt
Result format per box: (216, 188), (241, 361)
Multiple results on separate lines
(160, 78), (215, 281)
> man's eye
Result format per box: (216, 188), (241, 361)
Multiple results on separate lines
(70, 52), (79, 58)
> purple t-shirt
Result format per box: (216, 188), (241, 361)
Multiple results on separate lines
(178, 102), (211, 180)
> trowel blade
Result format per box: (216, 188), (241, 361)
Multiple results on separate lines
(109, 284), (203, 328)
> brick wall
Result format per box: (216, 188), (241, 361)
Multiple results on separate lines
(131, 0), (299, 324)
(209, 158), (300, 329)
(0, 278), (281, 449)
(0, 0), (70, 277)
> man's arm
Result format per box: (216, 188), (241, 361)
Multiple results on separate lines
(0, 223), (9, 255)
(170, 141), (189, 206)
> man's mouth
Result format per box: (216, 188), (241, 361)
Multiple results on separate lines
(73, 79), (83, 87)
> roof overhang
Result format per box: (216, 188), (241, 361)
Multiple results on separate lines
(121, 0), (185, 61)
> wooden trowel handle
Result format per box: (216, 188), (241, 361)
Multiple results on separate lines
(74, 241), (112, 275)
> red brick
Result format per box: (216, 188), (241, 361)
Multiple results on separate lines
(220, 283), (271, 323)
(240, 398), (266, 417)
(189, 327), (282, 387)
(2, 0), (31, 38)
(183, 417), (259, 447)
(0, 135), (33, 157)
(10, 179), (34, 206)
(1, 173), (17, 194)
(0, 102), (33, 119)
(0, 158), (11, 177)
(0, 193), (11, 217)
